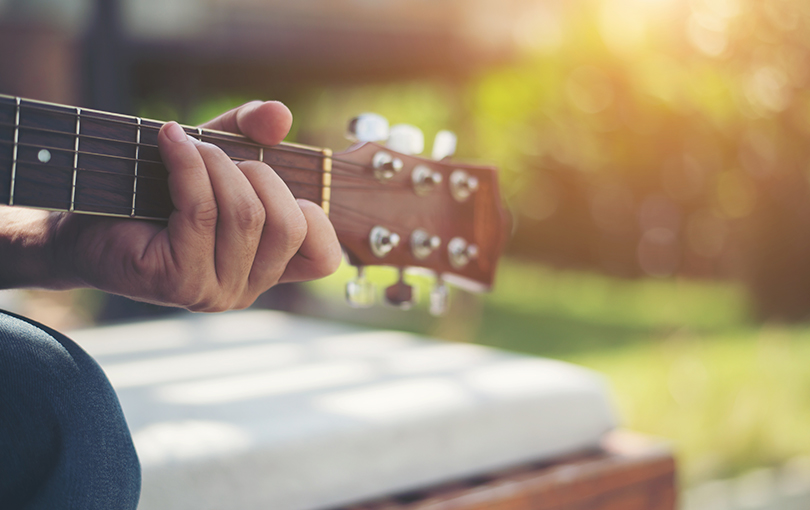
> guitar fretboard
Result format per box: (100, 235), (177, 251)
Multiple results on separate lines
(0, 95), (331, 219)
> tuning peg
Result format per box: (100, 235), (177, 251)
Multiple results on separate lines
(410, 228), (441, 259)
(432, 130), (457, 160)
(412, 165), (443, 196)
(347, 113), (390, 142)
(370, 226), (400, 258)
(387, 124), (424, 155)
(346, 267), (376, 308)
(429, 280), (449, 316)
(385, 270), (416, 309)
(448, 237), (479, 269)
(449, 170), (479, 203)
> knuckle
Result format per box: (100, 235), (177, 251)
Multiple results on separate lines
(188, 199), (219, 231)
(233, 196), (266, 233)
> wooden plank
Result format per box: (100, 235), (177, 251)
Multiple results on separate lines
(339, 433), (676, 510)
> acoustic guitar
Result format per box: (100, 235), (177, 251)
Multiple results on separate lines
(0, 95), (509, 313)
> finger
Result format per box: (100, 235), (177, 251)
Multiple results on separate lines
(200, 101), (293, 146)
(279, 199), (342, 284)
(159, 122), (218, 275)
(236, 161), (307, 296)
(191, 140), (266, 293)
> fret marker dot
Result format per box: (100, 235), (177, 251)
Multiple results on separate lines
(38, 149), (51, 163)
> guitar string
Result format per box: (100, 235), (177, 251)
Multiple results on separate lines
(10, 194), (395, 227)
(9, 154), (422, 230)
(0, 131), (411, 188)
(8, 196), (415, 236)
(0, 105), (378, 171)
(7, 155), (424, 232)
(1, 129), (451, 235)
(0, 140), (413, 193)
(325, 201), (414, 232)
(0, 109), (367, 168)
(29, 199), (395, 234)
(7, 153), (395, 191)
(0, 135), (382, 185)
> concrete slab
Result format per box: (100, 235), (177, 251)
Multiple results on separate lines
(71, 310), (617, 510)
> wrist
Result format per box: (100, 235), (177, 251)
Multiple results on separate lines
(0, 207), (78, 290)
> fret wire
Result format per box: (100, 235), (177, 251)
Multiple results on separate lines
(322, 148), (332, 217)
(132, 117), (141, 217)
(0, 138), (380, 183)
(0, 113), (373, 171)
(259, 147), (264, 163)
(9, 97), (20, 206)
(70, 107), (81, 212)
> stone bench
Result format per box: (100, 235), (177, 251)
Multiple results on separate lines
(71, 310), (640, 510)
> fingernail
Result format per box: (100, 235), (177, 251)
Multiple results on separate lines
(165, 122), (188, 143)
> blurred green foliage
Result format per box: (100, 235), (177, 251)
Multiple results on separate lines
(573, 326), (810, 486)
(231, 0), (810, 319)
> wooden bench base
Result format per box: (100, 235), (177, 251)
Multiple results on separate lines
(341, 433), (676, 510)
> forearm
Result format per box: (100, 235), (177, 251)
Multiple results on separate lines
(0, 206), (73, 290)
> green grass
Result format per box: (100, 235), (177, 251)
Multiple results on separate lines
(569, 329), (810, 485)
(304, 258), (810, 486)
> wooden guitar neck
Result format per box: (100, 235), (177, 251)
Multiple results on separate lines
(0, 94), (510, 299)
(0, 95), (331, 220)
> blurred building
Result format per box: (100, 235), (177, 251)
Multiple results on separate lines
(0, 0), (551, 112)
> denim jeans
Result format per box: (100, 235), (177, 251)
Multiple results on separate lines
(0, 310), (141, 509)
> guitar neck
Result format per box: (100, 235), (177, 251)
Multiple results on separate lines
(0, 95), (333, 220)
(0, 95), (510, 294)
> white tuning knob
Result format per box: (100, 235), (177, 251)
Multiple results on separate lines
(346, 267), (376, 308)
(429, 281), (449, 316)
(432, 130), (457, 160)
(387, 124), (424, 155)
(347, 113), (390, 142)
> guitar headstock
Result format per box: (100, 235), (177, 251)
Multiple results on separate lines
(328, 115), (510, 315)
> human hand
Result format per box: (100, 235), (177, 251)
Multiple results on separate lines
(47, 101), (341, 311)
